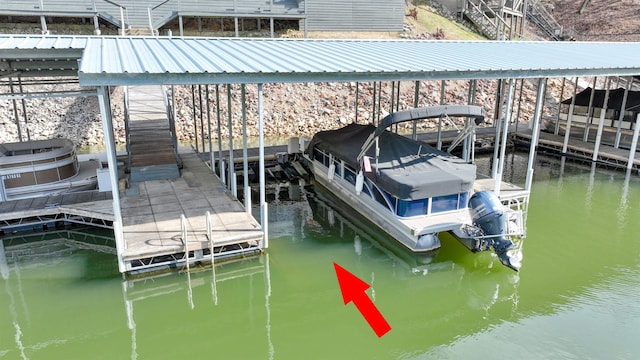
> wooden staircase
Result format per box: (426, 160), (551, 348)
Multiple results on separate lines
(126, 85), (180, 183)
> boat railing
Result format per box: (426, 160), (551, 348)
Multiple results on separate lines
(504, 197), (527, 237)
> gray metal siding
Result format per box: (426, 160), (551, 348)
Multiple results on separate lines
(0, 1), (304, 29)
(304, 0), (404, 31)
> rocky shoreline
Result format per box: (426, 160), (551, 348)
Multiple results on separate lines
(1, 78), (560, 149)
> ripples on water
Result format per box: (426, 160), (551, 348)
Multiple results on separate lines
(1, 154), (639, 359)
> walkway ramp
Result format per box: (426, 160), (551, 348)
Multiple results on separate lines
(126, 85), (180, 182)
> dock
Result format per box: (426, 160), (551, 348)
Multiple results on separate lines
(514, 129), (640, 171)
(120, 149), (263, 273)
(0, 191), (113, 232)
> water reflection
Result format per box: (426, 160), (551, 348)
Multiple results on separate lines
(120, 255), (273, 360)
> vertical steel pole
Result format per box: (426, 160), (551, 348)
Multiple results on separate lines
(553, 77), (566, 133)
(216, 85), (224, 180)
(191, 85), (198, 153)
(437, 80), (445, 150)
(97, 87), (126, 273)
(371, 82), (377, 125)
(227, 84), (234, 191)
(17, 77), (30, 141)
(413, 80), (420, 140)
(494, 79), (515, 195)
(615, 77), (632, 148)
(583, 77), (597, 142)
(241, 84), (251, 213)
(199, 84), (205, 154)
(592, 78), (611, 162)
(206, 85), (214, 172)
(354, 82), (359, 124)
(258, 84), (268, 249)
(525, 78), (546, 193)
(562, 77), (579, 154)
(627, 113), (640, 171)
(8, 78), (22, 141)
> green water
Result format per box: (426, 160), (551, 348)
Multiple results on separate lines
(1, 155), (639, 359)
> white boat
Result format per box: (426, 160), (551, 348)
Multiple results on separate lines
(304, 105), (522, 271)
(0, 138), (100, 201)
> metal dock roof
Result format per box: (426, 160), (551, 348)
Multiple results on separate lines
(76, 37), (640, 85)
(2, 35), (640, 84)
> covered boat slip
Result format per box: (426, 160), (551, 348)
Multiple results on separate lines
(5, 36), (640, 273)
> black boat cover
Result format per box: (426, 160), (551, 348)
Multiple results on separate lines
(306, 123), (476, 200)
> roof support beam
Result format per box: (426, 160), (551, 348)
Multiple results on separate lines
(97, 86), (126, 273)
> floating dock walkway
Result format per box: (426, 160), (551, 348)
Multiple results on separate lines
(514, 130), (640, 171)
(120, 149), (263, 273)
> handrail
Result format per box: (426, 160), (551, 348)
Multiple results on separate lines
(467, 0), (512, 39)
(100, 0), (128, 35)
(181, 213), (190, 271)
(206, 210), (215, 265)
(162, 86), (180, 164)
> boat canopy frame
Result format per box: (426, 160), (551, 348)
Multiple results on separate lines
(357, 105), (485, 164)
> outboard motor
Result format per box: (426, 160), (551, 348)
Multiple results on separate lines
(469, 191), (522, 271)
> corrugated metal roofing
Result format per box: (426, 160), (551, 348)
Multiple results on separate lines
(76, 36), (640, 86)
(3, 35), (640, 85)
(0, 35), (88, 77)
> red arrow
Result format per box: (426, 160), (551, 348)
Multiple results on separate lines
(333, 262), (391, 338)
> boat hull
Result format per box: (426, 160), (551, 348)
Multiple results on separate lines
(310, 161), (473, 253)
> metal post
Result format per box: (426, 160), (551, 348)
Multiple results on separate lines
(491, 82), (504, 180)
(147, 7), (154, 35)
(206, 85), (214, 172)
(615, 77), (632, 148)
(371, 82), (377, 125)
(170, 85), (179, 157)
(355, 82), (359, 124)
(0, 236), (8, 279)
(120, 6), (125, 36)
(562, 77), (579, 154)
(179, 15), (184, 37)
(437, 80), (445, 150)
(0, 174), (6, 202)
(8, 78), (23, 142)
(583, 77), (597, 142)
(40, 16), (48, 35)
(191, 85), (199, 153)
(525, 78), (546, 193)
(553, 77), (566, 133)
(270, 18), (274, 38)
(592, 78), (611, 162)
(627, 113), (640, 171)
(241, 84), (251, 213)
(216, 85), (224, 179)
(258, 84), (269, 249)
(494, 79), (515, 195)
(199, 85), (205, 154)
(376, 82), (382, 125)
(515, 79), (524, 133)
(234, 17), (239, 37)
(227, 84), (234, 191)
(413, 80), (420, 140)
(93, 15), (101, 35)
(18, 76), (30, 140)
(97, 87), (126, 273)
